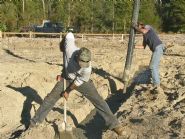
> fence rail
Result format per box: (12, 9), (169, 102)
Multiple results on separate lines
(0, 31), (134, 41)
(0, 31), (183, 41)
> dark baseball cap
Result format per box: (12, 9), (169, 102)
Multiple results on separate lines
(79, 47), (91, 68)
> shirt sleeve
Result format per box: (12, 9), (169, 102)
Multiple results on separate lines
(74, 66), (92, 86)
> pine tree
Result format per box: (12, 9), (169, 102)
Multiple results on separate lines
(168, 0), (185, 32)
(139, 0), (161, 31)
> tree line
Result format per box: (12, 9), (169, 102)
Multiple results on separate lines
(0, 0), (185, 33)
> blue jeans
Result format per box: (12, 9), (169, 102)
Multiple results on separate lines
(149, 44), (164, 85)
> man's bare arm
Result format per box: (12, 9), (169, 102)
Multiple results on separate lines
(61, 82), (78, 100)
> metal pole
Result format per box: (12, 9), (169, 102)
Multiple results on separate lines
(122, 0), (140, 93)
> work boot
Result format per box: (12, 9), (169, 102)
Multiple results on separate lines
(29, 119), (37, 128)
(20, 120), (42, 138)
(19, 123), (34, 139)
(156, 86), (163, 94)
(29, 119), (45, 129)
(112, 125), (128, 136)
(153, 84), (163, 94)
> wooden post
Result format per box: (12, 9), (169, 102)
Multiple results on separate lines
(29, 31), (32, 38)
(0, 31), (2, 38)
(121, 34), (124, 42)
(122, 0), (140, 93)
(3, 32), (6, 38)
(60, 33), (62, 41)
(82, 34), (84, 42)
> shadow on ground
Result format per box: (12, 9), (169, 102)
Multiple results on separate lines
(71, 68), (142, 139)
(6, 85), (43, 139)
(3, 48), (63, 66)
(3, 49), (36, 62)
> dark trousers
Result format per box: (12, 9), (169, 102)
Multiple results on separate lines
(31, 79), (119, 129)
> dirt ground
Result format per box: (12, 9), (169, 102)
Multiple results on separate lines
(0, 35), (185, 139)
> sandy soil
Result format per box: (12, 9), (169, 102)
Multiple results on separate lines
(0, 35), (185, 139)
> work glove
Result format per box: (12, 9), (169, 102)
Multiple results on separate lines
(60, 91), (69, 100)
(56, 75), (62, 81)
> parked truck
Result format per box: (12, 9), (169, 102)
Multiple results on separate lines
(20, 20), (64, 33)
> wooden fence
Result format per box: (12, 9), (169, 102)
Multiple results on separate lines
(0, 31), (182, 42)
(0, 31), (136, 41)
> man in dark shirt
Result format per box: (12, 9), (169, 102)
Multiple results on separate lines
(133, 22), (165, 92)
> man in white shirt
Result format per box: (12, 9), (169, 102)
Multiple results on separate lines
(29, 32), (126, 136)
